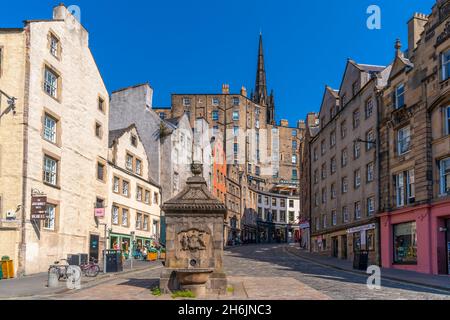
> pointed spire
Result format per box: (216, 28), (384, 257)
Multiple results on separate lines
(254, 33), (268, 106)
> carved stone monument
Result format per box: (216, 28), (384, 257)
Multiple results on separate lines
(160, 162), (227, 296)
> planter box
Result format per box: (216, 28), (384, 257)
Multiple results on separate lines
(1, 261), (14, 279)
(147, 252), (158, 261)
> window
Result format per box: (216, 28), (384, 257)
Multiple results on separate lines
(98, 97), (105, 112)
(341, 148), (348, 167)
(289, 211), (295, 223)
(183, 98), (191, 106)
(113, 176), (120, 193)
(321, 188), (327, 204)
(354, 202), (361, 220)
(95, 122), (102, 138)
(131, 135), (137, 147)
(232, 97), (240, 106)
(367, 197), (375, 216)
(395, 170), (415, 207)
(136, 186), (143, 201)
(352, 81), (359, 97)
(321, 163), (327, 180)
(44, 67), (58, 98)
(341, 121), (347, 139)
(122, 180), (129, 197)
(313, 148), (318, 161)
(135, 159), (142, 175)
(233, 143), (238, 157)
(341, 94), (347, 107)
(367, 162), (374, 182)
(314, 169), (319, 184)
(49, 34), (59, 58)
(233, 111), (239, 121)
(321, 140), (326, 155)
(323, 215), (328, 229)
(445, 106), (450, 135)
(143, 215), (149, 231)
(395, 84), (405, 109)
(393, 222), (417, 264)
(136, 213), (142, 230)
(292, 155), (297, 164)
(289, 200), (294, 208)
(292, 140), (297, 150)
(331, 183), (336, 199)
(43, 155), (58, 186)
(354, 169), (361, 188)
(354, 141), (361, 159)
(315, 217), (320, 231)
(330, 130), (336, 147)
(159, 113), (166, 120)
(272, 197), (277, 207)
(112, 206), (119, 225)
(342, 177), (348, 193)
(439, 157), (450, 195)
(264, 197), (269, 206)
(365, 98), (373, 118)
(212, 98), (220, 106)
(442, 50), (450, 81)
(397, 126), (411, 155)
(43, 204), (56, 231)
(314, 193), (319, 207)
(353, 110), (360, 129)
(154, 192), (159, 205)
(331, 157), (336, 174)
(366, 130), (375, 151)
(292, 169), (298, 180)
(292, 130), (297, 137)
(258, 195), (262, 204)
(97, 162), (105, 181)
(145, 190), (151, 204)
(332, 210), (337, 226)
(212, 110), (219, 121)
(126, 154), (133, 171)
(343, 206), (349, 223)
(233, 126), (239, 136)
(121, 208), (129, 227)
(43, 114), (57, 143)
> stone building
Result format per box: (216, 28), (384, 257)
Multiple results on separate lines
(256, 191), (289, 243)
(0, 4), (109, 275)
(378, 0), (450, 275)
(225, 165), (242, 246)
(309, 60), (390, 265)
(106, 125), (161, 253)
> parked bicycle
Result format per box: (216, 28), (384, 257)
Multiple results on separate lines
(48, 259), (70, 281)
(79, 257), (100, 277)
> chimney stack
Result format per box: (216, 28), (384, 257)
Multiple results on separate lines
(306, 112), (319, 127)
(407, 13), (428, 54)
(240, 86), (247, 97)
(297, 120), (306, 130)
(280, 119), (289, 127)
(222, 84), (230, 95)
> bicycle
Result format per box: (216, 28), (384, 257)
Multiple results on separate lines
(79, 257), (100, 277)
(48, 259), (70, 281)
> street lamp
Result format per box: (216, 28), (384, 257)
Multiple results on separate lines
(0, 89), (17, 120)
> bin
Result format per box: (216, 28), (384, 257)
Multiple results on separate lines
(353, 250), (369, 271)
(0, 260), (14, 279)
(104, 250), (123, 273)
(147, 252), (158, 261)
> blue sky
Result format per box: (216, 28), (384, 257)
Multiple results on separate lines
(0, 0), (436, 124)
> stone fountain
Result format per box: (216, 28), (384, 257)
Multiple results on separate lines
(160, 162), (227, 297)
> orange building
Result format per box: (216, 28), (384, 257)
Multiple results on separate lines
(212, 134), (227, 204)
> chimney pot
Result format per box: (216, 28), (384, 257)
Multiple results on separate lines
(222, 84), (230, 95)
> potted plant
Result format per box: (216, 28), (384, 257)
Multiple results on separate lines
(148, 248), (158, 261)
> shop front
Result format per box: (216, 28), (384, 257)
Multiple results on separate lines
(110, 233), (132, 258)
(380, 200), (450, 275)
(346, 223), (378, 265)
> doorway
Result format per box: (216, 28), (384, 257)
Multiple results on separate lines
(341, 235), (348, 260)
(89, 234), (100, 261)
(332, 237), (339, 258)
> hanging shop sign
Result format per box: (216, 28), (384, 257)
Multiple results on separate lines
(94, 208), (105, 218)
(31, 195), (47, 220)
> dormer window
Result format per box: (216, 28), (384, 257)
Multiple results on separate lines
(395, 84), (405, 109)
(49, 33), (60, 58)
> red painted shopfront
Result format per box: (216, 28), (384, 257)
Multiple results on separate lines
(379, 200), (450, 275)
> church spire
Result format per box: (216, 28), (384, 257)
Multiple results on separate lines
(254, 33), (268, 106)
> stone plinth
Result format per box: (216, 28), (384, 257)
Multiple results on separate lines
(160, 163), (227, 295)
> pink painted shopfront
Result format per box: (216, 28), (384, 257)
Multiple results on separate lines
(380, 200), (450, 275)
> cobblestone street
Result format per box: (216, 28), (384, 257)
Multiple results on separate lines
(41, 244), (450, 300)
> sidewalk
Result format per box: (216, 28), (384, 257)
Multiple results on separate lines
(285, 245), (450, 292)
(0, 259), (163, 299)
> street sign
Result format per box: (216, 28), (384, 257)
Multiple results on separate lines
(31, 195), (47, 220)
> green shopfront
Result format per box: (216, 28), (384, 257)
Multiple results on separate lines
(109, 233), (154, 258)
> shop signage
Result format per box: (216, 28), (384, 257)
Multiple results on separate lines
(94, 208), (105, 218)
(299, 222), (310, 229)
(347, 223), (376, 234)
(31, 195), (47, 220)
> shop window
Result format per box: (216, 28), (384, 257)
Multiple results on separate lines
(393, 222), (417, 264)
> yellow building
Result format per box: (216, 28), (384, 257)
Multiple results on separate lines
(0, 4), (109, 275)
(106, 125), (162, 255)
